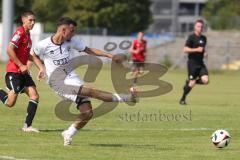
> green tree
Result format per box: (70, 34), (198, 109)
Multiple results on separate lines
(32, 0), (152, 35)
(65, 0), (152, 35)
(1, 0), (152, 34)
(202, 0), (240, 30)
(31, 0), (68, 32)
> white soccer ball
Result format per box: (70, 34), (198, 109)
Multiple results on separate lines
(211, 129), (231, 148)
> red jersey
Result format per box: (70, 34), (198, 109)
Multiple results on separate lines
(6, 26), (32, 73)
(132, 39), (146, 62)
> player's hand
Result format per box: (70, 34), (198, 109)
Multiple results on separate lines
(19, 65), (28, 74)
(135, 49), (140, 54)
(112, 54), (127, 63)
(37, 69), (46, 81)
(195, 47), (204, 52)
(106, 53), (113, 59)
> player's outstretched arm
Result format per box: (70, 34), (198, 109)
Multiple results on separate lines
(30, 53), (46, 80)
(84, 47), (113, 59)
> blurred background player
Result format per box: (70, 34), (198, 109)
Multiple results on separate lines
(179, 19), (209, 105)
(31, 17), (137, 146)
(0, 11), (40, 132)
(129, 32), (147, 86)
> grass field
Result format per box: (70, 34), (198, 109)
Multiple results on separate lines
(0, 63), (240, 160)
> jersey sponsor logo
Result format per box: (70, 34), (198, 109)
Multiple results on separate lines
(53, 57), (69, 66)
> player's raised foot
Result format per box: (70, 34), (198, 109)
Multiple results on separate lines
(61, 130), (73, 146)
(0, 88), (8, 104)
(179, 99), (187, 105)
(130, 87), (138, 103)
(22, 126), (40, 133)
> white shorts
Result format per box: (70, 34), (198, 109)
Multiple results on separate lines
(49, 72), (90, 104)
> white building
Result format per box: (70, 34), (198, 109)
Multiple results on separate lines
(148, 0), (208, 34)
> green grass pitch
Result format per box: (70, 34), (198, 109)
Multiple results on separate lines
(0, 63), (239, 160)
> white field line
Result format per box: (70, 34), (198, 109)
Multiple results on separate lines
(0, 155), (28, 160)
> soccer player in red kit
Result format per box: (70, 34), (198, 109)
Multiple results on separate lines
(0, 11), (40, 132)
(129, 32), (147, 86)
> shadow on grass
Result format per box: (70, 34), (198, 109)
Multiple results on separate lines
(89, 143), (174, 151)
(89, 143), (156, 148)
(39, 129), (64, 132)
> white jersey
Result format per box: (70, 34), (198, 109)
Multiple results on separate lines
(32, 36), (89, 103)
(32, 36), (86, 78)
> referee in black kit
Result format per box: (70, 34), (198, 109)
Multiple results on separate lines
(179, 19), (209, 105)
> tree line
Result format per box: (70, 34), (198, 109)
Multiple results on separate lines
(0, 0), (152, 35)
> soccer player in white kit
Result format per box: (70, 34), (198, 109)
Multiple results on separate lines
(31, 17), (137, 146)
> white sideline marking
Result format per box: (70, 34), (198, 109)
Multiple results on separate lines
(0, 155), (28, 160)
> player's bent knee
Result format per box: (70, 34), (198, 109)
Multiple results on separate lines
(189, 81), (196, 88)
(6, 100), (16, 108)
(201, 76), (209, 85)
(83, 110), (93, 120)
(30, 93), (39, 101)
(81, 87), (96, 98)
(203, 79), (209, 85)
(77, 110), (93, 122)
(86, 110), (93, 120)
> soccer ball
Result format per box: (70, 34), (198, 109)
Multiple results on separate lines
(211, 129), (231, 148)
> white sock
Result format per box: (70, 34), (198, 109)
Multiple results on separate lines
(113, 93), (123, 102)
(113, 93), (132, 102)
(66, 124), (78, 137)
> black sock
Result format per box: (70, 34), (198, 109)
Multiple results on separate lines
(196, 79), (204, 85)
(0, 89), (8, 104)
(25, 100), (38, 127)
(181, 83), (192, 101)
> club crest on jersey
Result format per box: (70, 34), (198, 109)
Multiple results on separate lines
(199, 40), (204, 44)
(189, 75), (194, 80)
(50, 50), (54, 54)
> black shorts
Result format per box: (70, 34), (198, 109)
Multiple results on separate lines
(187, 61), (208, 80)
(132, 60), (144, 71)
(5, 72), (36, 94)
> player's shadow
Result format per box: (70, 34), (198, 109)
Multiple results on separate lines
(89, 143), (156, 148)
(39, 129), (64, 132)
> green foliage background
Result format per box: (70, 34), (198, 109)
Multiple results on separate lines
(202, 0), (240, 30)
(0, 0), (153, 35)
